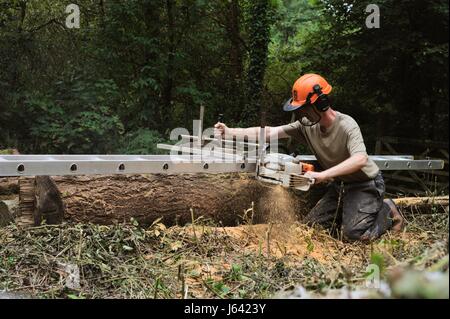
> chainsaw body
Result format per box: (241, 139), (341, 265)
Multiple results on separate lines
(256, 152), (315, 191)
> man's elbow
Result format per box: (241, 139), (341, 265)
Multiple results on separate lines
(356, 153), (368, 168)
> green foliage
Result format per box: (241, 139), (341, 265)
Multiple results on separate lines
(370, 251), (386, 274)
(294, 0), (449, 144)
(228, 263), (245, 281)
(0, 0), (448, 153)
(20, 77), (124, 153)
(117, 129), (169, 155)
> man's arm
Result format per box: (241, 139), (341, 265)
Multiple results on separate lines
(214, 123), (290, 141)
(305, 125), (369, 184)
(305, 153), (368, 184)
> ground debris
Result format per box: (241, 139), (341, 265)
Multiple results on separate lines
(0, 210), (448, 299)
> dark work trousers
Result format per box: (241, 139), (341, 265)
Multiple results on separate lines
(304, 172), (393, 241)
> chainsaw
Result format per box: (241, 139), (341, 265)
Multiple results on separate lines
(256, 152), (316, 191)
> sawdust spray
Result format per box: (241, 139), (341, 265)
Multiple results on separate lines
(259, 185), (301, 241)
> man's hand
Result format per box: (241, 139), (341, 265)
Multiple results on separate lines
(304, 171), (331, 184)
(309, 153), (368, 182)
(214, 122), (228, 138)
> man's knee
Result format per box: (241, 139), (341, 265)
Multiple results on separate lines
(342, 214), (377, 241)
(343, 217), (385, 241)
(342, 225), (365, 241)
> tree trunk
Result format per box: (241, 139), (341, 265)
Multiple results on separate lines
(162, 0), (175, 128)
(6, 174), (316, 228)
(42, 174), (316, 226)
(227, 0), (243, 79)
(393, 196), (449, 215)
(225, 0), (245, 121)
(243, 0), (271, 125)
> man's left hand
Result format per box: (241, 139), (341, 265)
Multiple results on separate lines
(304, 171), (331, 184)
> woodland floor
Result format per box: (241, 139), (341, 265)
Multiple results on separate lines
(0, 200), (448, 299)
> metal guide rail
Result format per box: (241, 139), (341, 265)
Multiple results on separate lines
(0, 153), (444, 177)
(0, 155), (255, 177)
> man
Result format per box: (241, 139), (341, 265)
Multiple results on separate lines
(215, 73), (404, 241)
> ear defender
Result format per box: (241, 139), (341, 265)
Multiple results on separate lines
(312, 84), (330, 112)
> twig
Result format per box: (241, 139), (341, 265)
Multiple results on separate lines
(202, 279), (224, 299)
(178, 263), (186, 299)
(265, 223), (273, 259)
(190, 208), (197, 242)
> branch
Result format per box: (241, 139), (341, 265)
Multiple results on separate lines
(26, 14), (66, 33)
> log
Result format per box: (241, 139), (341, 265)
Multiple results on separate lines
(0, 199), (18, 226)
(34, 176), (65, 225)
(393, 196), (449, 215)
(13, 174), (448, 228)
(50, 174), (319, 226)
(15, 176), (65, 227)
(16, 177), (36, 227)
(0, 177), (19, 195)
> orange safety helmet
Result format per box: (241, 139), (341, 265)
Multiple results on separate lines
(283, 74), (332, 111)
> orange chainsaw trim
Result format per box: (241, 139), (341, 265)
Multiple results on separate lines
(301, 163), (315, 173)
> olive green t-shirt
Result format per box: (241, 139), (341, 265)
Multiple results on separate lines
(281, 112), (379, 183)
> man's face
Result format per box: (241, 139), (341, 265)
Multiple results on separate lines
(296, 104), (321, 126)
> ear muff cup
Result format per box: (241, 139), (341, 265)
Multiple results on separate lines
(309, 84), (330, 112)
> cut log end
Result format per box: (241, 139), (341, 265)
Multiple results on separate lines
(15, 176), (65, 227)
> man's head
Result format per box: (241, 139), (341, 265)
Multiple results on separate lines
(283, 74), (332, 126)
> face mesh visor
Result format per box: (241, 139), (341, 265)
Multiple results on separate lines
(297, 105), (321, 126)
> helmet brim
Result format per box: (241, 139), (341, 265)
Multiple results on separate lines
(283, 98), (304, 112)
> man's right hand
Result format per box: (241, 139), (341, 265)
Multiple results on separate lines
(214, 122), (228, 138)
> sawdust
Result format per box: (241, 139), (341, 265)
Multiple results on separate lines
(261, 185), (298, 224)
(187, 223), (359, 266)
(257, 185), (305, 244)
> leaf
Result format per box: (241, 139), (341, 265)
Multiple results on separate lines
(122, 245), (134, 251)
(370, 252), (385, 274)
(305, 236), (314, 253)
(170, 241), (183, 252)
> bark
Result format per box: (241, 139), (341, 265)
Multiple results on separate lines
(34, 176), (65, 225)
(0, 199), (17, 226)
(10, 174), (448, 228)
(227, 0), (243, 80)
(46, 174), (317, 226)
(225, 0), (244, 120)
(393, 196), (449, 215)
(162, 0), (175, 128)
(0, 177), (19, 195)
